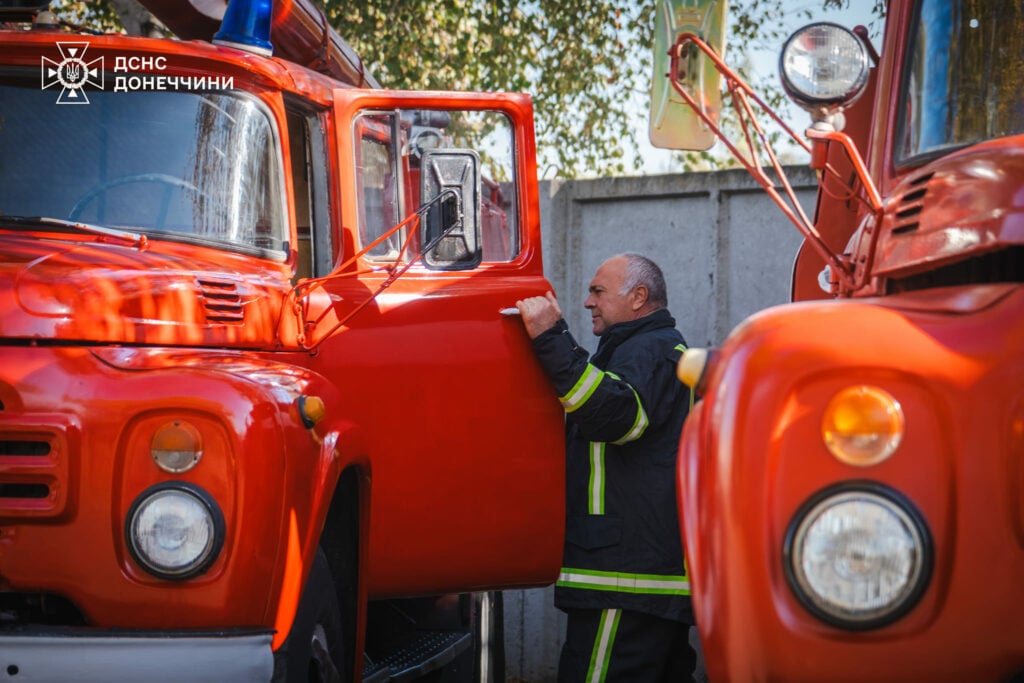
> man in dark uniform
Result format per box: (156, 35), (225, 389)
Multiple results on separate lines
(516, 252), (696, 683)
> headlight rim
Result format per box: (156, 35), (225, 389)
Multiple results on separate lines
(125, 481), (226, 581)
(782, 481), (933, 631)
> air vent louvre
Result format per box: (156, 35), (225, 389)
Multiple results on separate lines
(0, 424), (68, 518)
(0, 483), (49, 499)
(198, 277), (244, 324)
(891, 173), (934, 234)
(0, 440), (51, 456)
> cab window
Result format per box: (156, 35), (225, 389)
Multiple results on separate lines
(352, 108), (520, 266)
(287, 104), (333, 278)
(354, 113), (403, 260)
(897, 0), (1024, 163)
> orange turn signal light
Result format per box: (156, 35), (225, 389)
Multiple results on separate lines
(150, 420), (203, 473)
(822, 385), (904, 466)
(677, 347), (716, 400)
(298, 395), (326, 428)
(677, 348), (708, 388)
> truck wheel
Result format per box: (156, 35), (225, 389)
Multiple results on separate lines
(474, 591), (505, 683)
(277, 547), (346, 683)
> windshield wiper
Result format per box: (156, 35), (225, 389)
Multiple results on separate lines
(0, 215), (148, 249)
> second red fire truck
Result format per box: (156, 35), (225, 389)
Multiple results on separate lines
(653, 0), (1024, 680)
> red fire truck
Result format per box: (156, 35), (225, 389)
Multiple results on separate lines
(0, 0), (565, 680)
(652, 0), (1024, 680)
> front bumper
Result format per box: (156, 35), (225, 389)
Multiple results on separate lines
(0, 630), (274, 682)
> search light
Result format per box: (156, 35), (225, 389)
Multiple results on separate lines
(779, 22), (869, 126)
(213, 0), (274, 56)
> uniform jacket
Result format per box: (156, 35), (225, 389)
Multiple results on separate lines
(531, 308), (693, 624)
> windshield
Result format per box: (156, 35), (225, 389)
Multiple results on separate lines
(0, 77), (287, 259)
(897, 0), (1024, 163)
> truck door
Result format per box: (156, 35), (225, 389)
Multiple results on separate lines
(315, 90), (564, 596)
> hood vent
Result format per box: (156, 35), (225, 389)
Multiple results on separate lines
(891, 173), (934, 234)
(198, 277), (245, 324)
(0, 422), (68, 519)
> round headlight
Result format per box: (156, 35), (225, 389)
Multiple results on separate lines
(784, 484), (932, 629)
(780, 22), (870, 109)
(127, 483), (225, 580)
(822, 385), (904, 466)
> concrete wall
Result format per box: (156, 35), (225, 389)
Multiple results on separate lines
(504, 166), (818, 683)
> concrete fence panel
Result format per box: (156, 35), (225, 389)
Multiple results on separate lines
(505, 166), (818, 682)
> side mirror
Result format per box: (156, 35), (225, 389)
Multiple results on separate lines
(649, 0), (727, 151)
(420, 148), (482, 270)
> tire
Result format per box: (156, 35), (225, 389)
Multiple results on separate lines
(275, 547), (347, 683)
(474, 591), (505, 683)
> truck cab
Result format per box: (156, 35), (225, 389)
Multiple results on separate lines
(653, 0), (1024, 680)
(0, 1), (564, 680)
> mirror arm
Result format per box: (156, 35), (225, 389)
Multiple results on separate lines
(669, 32), (863, 290)
(805, 127), (883, 213)
(805, 126), (884, 293)
(670, 33), (812, 160)
(284, 189), (462, 351)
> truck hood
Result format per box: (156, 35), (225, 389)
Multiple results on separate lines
(874, 135), (1024, 277)
(0, 233), (292, 347)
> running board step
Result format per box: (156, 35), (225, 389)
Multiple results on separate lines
(362, 630), (471, 683)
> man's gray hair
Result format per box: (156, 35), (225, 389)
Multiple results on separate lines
(618, 252), (668, 309)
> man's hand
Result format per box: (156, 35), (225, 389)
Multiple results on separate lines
(515, 291), (563, 339)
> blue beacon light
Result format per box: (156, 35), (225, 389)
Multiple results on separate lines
(213, 0), (274, 56)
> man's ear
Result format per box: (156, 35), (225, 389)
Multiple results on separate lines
(630, 285), (649, 311)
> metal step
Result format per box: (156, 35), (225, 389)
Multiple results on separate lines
(362, 630), (471, 683)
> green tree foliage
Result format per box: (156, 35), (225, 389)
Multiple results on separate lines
(325, 0), (884, 177)
(323, 0), (650, 179)
(53, 0), (128, 33)
(55, 0), (885, 177)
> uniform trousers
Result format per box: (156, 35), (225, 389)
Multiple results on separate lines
(557, 608), (697, 683)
